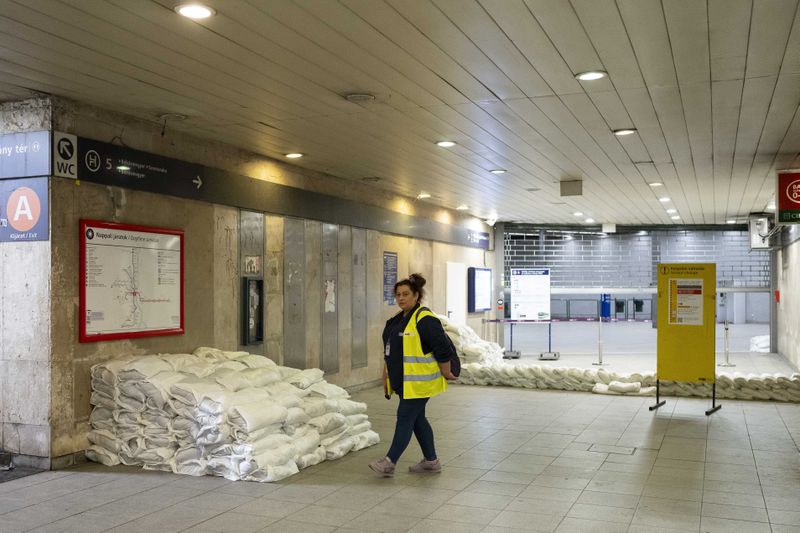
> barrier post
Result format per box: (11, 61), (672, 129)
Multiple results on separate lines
(593, 317), (606, 366)
(718, 320), (735, 367)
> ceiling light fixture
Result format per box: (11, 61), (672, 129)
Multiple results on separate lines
(285, 153), (303, 159)
(727, 219), (737, 224)
(585, 218), (595, 223)
(456, 205), (469, 211)
(344, 93), (376, 103)
(436, 141), (456, 148)
(658, 197), (670, 202)
(417, 192), (431, 199)
(671, 215), (681, 220)
(573, 212), (583, 217)
(490, 169), (506, 174)
(174, 3), (216, 19)
(613, 129), (636, 136)
(575, 70), (607, 81)
(649, 182), (663, 187)
(666, 208), (677, 214)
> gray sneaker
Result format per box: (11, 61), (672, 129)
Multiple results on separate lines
(368, 457), (395, 477)
(409, 458), (441, 473)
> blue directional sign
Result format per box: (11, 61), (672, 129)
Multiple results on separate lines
(0, 131), (50, 179)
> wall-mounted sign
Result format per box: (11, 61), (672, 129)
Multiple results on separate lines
(467, 267), (492, 312)
(0, 178), (49, 242)
(777, 170), (800, 224)
(383, 251), (398, 304)
(0, 131), (50, 179)
(80, 219), (184, 342)
(510, 268), (551, 320)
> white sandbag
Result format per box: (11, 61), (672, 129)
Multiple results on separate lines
(264, 382), (310, 399)
(236, 424), (284, 443)
(308, 382), (349, 399)
(296, 446), (326, 469)
(292, 427), (321, 456)
(750, 335), (770, 353)
(279, 366), (302, 379)
(286, 368), (325, 389)
(237, 354), (276, 369)
(91, 356), (140, 384)
(90, 391), (116, 409)
(351, 430), (380, 451)
(134, 371), (186, 409)
(85, 445), (120, 466)
(308, 413), (347, 434)
(245, 460), (299, 482)
(346, 414), (368, 426)
(285, 407), (310, 427)
(118, 357), (173, 381)
(346, 421), (371, 436)
(169, 380), (228, 410)
(161, 353), (201, 372)
(193, 347), (225, 361)
(228, 401), (288, 434)
(221, 351), (250, 360)
(301, 398), (338, 418)
(333, 399), (367, 415)
(173, 459), (207, 476)
(179, 361), (216, 378)
(88, 429), (123, 454)
(608, 381), (641, 393)
(320, 425), (349, 446)
(325, 436), (355, 460)
(89, 407), (115, 431)
(91, 378), (116, 399)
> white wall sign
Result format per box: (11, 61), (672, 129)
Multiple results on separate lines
(80, 220), (184, 342)
(510, 268), (551, 320)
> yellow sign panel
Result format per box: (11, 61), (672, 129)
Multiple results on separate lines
(657, 263), (716, 383)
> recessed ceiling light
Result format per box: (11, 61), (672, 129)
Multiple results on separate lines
(417, 192), (431, 199)
(575, 71), (607, 81)
(727, 219), (737, 224)
(490, 169), (506, 174)
(174, 3), (216, 19)
(285, 153), (303, 159)
(573, 212), (583, 216)
(613, 129), (637, 136)
(344, 93), (376, 103)
(659, 197), (670, 203)
(649, 182), (663, 187)
(585, 218), (595, 223)
(436, 141), (456, 148)
(666, 208), (677, 214)
(671, 215), (681, 220)
(638, 230), (648, 235)
(456, 205), (469, 211)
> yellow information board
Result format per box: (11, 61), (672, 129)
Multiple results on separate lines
(657, 263), (716, 383)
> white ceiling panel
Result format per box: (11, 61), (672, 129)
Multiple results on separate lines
(0, 0), (798, 226)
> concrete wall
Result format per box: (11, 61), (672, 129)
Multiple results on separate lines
(777, 233), (800, 369)
(0, 99), (53, 466)
(39, 97), (494, 462)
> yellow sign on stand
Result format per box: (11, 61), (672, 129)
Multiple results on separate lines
(657, 263), (716, 383)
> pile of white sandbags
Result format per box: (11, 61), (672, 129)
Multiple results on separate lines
(439, 314), (504, 365)
(86, 348), (379, 482)
(440, 318), (800, 403)
(749, 335), (770, 353)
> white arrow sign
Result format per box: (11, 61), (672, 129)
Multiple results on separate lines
(193, 176), (202, 189)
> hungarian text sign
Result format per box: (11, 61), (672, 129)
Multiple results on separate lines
(777, 170), (800, 224)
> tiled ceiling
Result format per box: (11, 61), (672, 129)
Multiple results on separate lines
(1, 0), (799, 225)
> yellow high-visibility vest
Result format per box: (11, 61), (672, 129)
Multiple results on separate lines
(396, 306), (448, 399)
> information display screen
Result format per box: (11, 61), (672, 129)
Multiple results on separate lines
(510, 268), (551, 320)
(467, 267), (492, 312)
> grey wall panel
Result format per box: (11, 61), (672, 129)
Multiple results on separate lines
(283, 218), (306, 369)
(239, 210), (264, 354)
(322, 223), (339, 374)
(304, 221), (322, 370)
(337, 227), (353, 372)
(351, 227), (368, 369)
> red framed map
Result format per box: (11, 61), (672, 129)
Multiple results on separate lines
(79, 219), (184, 342)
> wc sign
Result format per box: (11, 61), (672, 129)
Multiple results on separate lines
(0, 178), (48, 242)
(53, 131), (78, 179)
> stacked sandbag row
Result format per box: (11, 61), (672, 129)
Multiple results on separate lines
(87, 348), (379, 482)
(439, 314), (504, 365)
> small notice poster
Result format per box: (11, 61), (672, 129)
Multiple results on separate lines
(668, 278), (704, 325)
(80, 220), (184, 342)
(510, 268), (551, 320)
(383, 251), (398, 304)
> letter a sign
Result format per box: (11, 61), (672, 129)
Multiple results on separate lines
(0, 177), (49, 242)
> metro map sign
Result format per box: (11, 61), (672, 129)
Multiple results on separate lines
(777, 170), (800, 224)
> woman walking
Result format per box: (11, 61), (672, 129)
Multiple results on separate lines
(369, 273), (457, 477)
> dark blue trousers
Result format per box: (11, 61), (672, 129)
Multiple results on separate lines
(386, 396), (436, 463)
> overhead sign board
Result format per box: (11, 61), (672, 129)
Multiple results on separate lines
(0, 177), (49, 242)
(777, 170), (800, 224)
(510, 268), (551, 320)
(0, 131), (50, 179)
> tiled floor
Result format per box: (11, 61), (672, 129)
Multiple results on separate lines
(2, 384), (799, 532)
